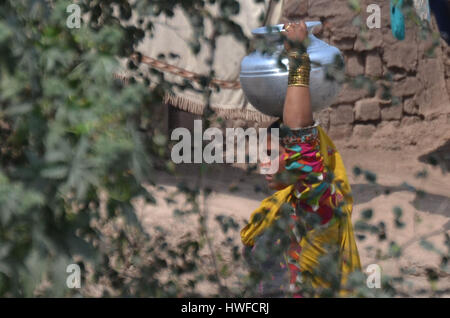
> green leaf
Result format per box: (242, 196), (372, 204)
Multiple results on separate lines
(388, 242), (402, 258)
(361, 208), (373, 220)
(41, 166), (69, 179)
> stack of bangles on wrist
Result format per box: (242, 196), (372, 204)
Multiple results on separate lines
(287, 51), (311, 87)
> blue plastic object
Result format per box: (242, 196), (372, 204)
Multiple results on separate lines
(390, 0), (405, 40)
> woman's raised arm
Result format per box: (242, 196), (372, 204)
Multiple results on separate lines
(281, 21), (314, 129)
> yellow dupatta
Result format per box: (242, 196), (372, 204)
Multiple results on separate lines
(240, 126), (361, 295)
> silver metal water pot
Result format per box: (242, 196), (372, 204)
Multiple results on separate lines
(240, 21), (343, 117)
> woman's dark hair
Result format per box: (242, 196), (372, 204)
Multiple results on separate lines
(261, 119), (282, 149)
(267, 119), (281, 131)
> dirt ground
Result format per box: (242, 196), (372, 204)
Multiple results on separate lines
(137, 114), (450, 297)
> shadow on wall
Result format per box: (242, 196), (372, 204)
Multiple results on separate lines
(418, 139), (450, 174)
(351, 183), (450, 218)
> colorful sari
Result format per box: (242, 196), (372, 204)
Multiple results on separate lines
(241, 121), (361, 297)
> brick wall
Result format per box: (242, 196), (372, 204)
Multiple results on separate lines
(281, 0), (450, 141)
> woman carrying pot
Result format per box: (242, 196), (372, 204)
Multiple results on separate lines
(241, 21), (362, 298)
